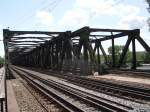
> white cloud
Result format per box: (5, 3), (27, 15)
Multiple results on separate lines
(58, 8), (89, 29)
(114, 4), (140, 17)
(76, 0), (137, 17)
(0, 25), (4, 57)
(118, 15), (147, 29)
(0, 25), (3, 40)
(36, 10), (53, 25)
(57, 0), (150, 52)
(75, 0), (116, 16)
(58, 0), (141, 29)
(117, 15), (150, 51)
(35, 0), (144, 32)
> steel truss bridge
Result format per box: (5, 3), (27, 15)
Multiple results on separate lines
(3, 26), (150, 79)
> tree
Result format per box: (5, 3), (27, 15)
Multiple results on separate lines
(0, 56), (4, 67)
(108, 45), (123, 55)
(146, 0), (150, 9)
(143, 52), (150, 63)
(146, 0), (150, 30)
(108, 45), (122, 65)
(108, 45), (131, 65)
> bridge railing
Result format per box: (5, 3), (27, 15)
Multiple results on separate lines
(0, 68), (7, 112)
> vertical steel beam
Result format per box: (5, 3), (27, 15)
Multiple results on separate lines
(50, 43), (53, 69)
(111, 32), (115, 67)
(131, 37), (136, 69)
(94, 43), (97, 54)
(3, 29), (8, 112)
(97, 43), (102, 74)
(1, 101), (3, 112)
(3, 29), (11, 79)
(80, 29), (96, 74)
(83, 44), (88, 61)
(97, 45), (101, 64)
(44, 41), (50, 68)
(60, 41), (66, 70)
(77, 39), (83, 59)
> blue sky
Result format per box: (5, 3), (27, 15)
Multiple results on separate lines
(0, 0), (150, 57)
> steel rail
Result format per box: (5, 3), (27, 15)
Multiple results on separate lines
(12, 67), (115, 112)
(12, 66), (134, 112)
(22, 67), (150, 102)
(12, 68), (83, 112)
(61, 73), (150, 101)
(10, 69), (50, 112)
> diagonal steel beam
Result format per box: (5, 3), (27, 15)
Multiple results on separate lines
(136, 36), (150, 52)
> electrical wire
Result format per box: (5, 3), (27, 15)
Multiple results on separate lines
(31, 0), (63, 30)
(13, 0), (60, 28)
(87, 0), (124, 25)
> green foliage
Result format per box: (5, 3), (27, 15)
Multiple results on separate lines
(148, 18), (150, 31)
(108, 45), (122, 55)
(107, 45), (131, 65)
(143, 52), (150, 63)
(136, 52), (145, 61)
(146, 0), (150, 6)
(107, 44), (150, 66)
(0, 56), (4, 65)
(146, 0), (150, 30)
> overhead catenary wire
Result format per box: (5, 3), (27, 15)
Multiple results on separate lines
(13, 0), (61, 28)
(14, 0), (48, 23)
(32, 0), (63, 30)
(87, 0), (124, 25)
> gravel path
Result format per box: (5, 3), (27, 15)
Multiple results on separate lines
(24, 82), (64, 112)
(11, 79), (46, 112)
(88, 74), (150, 89)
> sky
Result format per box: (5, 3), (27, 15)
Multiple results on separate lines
(0, 0), (150, 57)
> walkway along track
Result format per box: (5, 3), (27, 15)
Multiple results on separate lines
(11, 66), (134, 112)
(20, 67), (150, 102)
(108, 69), (150, 78)
(0, 68), (7, 112)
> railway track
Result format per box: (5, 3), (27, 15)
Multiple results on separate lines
(11, 66), (135, 112)
(11, 69), (64, 112)
(21, 66), (150, 102)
